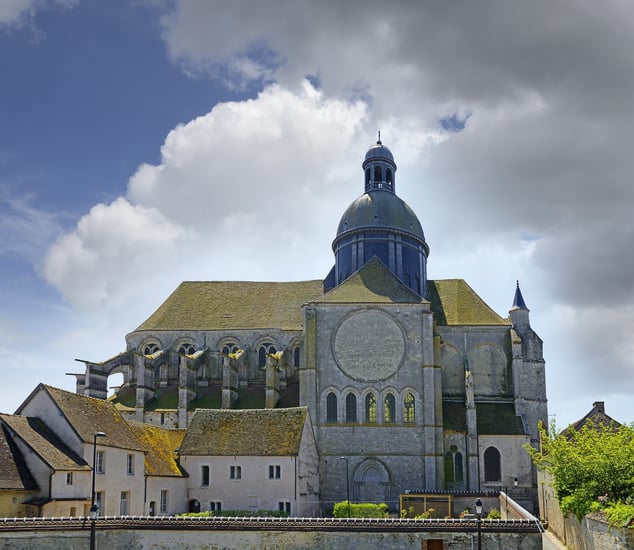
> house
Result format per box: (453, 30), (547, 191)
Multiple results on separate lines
(15, 384), (146, 516)
(0, 421), (39, 517)
(179, 407), (320, 516)
(127, 420), (187, 515)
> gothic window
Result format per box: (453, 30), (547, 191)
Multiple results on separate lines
(403, 393), (415, 423)
(222, 342), (240, 356)
(293, 346), (300, 368)
(384, 393), (395, 423)
(178, 343), (196, 355)
(142, 342), (160, 356)
(258, 343), (277, 369)
(365, 393), (377, 423)
(445, 446), (464, 485)
(326, 392), (338, 423)
(345, 393), (357, 422)
(484, 446), (501, 482)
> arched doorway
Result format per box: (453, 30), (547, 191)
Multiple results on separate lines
(189, 499), (200, 513)
(352, 458), (391, 506)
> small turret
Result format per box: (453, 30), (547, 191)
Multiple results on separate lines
(509, 280), (530, 328)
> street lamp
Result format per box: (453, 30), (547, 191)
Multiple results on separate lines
(90, 431), (106, 550)
(339, 457), (350, 518)
(475, 498), (483, 550)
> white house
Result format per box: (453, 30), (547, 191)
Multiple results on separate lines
(179, 407), (320, 516)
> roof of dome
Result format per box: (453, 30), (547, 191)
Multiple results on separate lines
(335, 190), (426, 242)
(363, 141), (395, 165)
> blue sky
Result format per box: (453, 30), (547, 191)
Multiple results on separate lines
(1, 0), (633, 428)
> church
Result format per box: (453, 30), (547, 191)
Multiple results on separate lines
(71, 139), (547, 513)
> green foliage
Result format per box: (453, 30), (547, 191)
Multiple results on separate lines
(525, 420), (634, 523)
(401, 506), (435, 519)
(179, 509), (289, 518)
(604, 502), (634, 528)
(486, 507), (501, 519)
(333, 501), (388, 518)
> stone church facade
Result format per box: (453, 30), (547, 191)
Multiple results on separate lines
(71, 140), (547, 512)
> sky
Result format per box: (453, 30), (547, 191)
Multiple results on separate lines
(1, 0), (633, 429)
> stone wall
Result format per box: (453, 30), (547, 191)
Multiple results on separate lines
(0, 526), (543, 550)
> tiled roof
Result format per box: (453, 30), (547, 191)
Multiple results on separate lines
(180, 407), (308, 456)
(0, 424), (38, 490)
(562, 401), (621, 438)
(314, 257), (427, 304)
(34, 385), (144, 452)
(127, 421), (186, 477)
(428, 280), (509, 326)
(0, 414), (89, 471)
(133, 280), (324, 332)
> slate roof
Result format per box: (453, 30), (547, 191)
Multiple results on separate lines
(180, 407), (309, 456)
(0, 424), (38, 491)
(314, 257), (427, 304)
(561, 401), (621, 438)
(0, 414), (90, 472)
(19, 385), (144, 452)
(442, 401), (526, 435)
(127, 421), (186, 477)
(428, 280), (509, 326)
(133, 280), (324, 332)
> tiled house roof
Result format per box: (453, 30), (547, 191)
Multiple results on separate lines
(22, 385), (144, 452)
(0, 414), (90, 472)
(180, 408), (308, 456)
(427, 279), (509, 326)
(561, 401), (621, 438)
(0, 423), (38, 490)
(315, 257), (427, 304)
(134, 280), (324, 332)
(127, 421), (186, 477)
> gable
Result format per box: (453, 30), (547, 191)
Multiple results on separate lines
(315, 257), (427, 304)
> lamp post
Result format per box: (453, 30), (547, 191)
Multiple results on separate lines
(475, 498), (483, 550)
(90, 431), (106, 550)
(339, 457), (350, 518)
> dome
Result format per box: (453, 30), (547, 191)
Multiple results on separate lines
(335, 190), (426, 242)
(363, 141), (395, 166)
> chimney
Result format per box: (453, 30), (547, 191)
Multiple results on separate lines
(593, 401), (605, 413)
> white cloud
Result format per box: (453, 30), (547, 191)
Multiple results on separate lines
(0, 0), (78, 29)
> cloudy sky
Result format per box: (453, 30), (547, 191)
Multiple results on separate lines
(1, 0), (632, 428)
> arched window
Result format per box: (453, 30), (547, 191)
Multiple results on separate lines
(345, 393), (357, 422)
(386, 168), (393, 188)
(365, 393), (377, 423)
(178, 343), (196, 355)
(143, 342), (160, 356)
(374, 166), (382, 186)
(484, 446), (501, 482)
(384, 393), (395, 423)
(365, 168), (371, 190)
(444, 446), (464, 485)
(326, 392), (338, 423)
(293, 346), (300, 368)
(258, 343), (277, 369)
(403, 393), (415, 423)
(222, 342), (240, 356)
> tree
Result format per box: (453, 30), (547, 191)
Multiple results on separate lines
(525, 420), (634, 523)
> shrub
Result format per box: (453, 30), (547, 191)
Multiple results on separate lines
(333, 501), (388, 518)
(179, 509), (288, 518)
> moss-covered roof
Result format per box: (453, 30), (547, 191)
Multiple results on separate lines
(133, 280), (324, 332)
(0, 423), (39, 490)
(428, 280), (509, 326)
(442, 401), (526, 435)
(127, 421), (186, 477)
(315, 257), (427, 304)
(180, 407), (308, 456)
(22, 385), (144, 452)
(0, 414), (90, 471)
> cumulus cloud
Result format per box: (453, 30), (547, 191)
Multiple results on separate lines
(37, 1), (634, 425)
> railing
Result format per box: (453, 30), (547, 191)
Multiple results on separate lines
(0, 515), (543, 533)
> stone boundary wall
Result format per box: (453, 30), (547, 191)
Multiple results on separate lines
(538, 470), (634, 550)
(0, 516), (543, 550)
